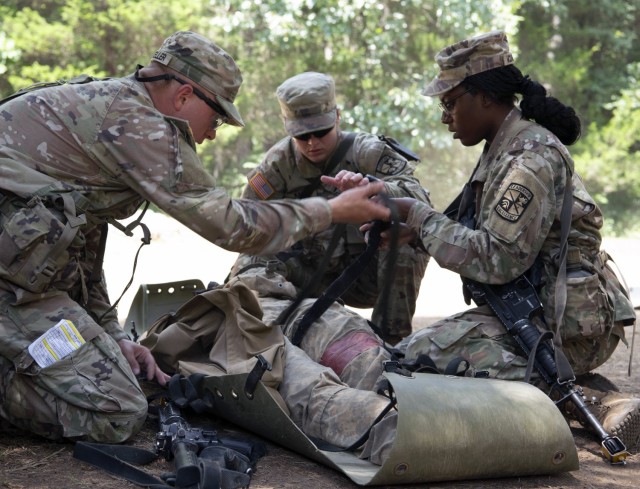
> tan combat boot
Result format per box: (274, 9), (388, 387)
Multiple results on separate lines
(585, 391), (640, 452)
(563, 374), (640, 453)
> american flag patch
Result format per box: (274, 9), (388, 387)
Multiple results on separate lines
(248, 172), (275, 200)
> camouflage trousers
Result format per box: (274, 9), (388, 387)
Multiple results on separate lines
(281, 337), (396, 465)
(0, 291), (148, 442)
(396, 304), (623, 379)
(232, 243), (428, 342)
(234, 269), (392, 391)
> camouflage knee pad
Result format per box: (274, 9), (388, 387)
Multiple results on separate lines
(0, 332), (147, 442)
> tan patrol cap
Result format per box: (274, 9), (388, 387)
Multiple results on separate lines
(152, 31), (244, 127)
(276, 72), (337, 137)
(422, 30), (514, 97)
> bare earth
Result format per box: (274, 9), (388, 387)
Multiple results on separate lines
(1, 213), (639, 488)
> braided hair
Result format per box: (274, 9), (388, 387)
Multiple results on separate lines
(463, 65), (581, 145)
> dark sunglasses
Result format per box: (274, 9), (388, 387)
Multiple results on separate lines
(294, 126), (334, 141)
(134, 65), (228, 129)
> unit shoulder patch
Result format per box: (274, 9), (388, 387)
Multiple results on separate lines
(375, 155), (407, 175)
(248, 172), (275, 200)
(495, 183), (533, 222)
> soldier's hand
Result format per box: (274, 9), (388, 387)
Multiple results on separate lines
(328, 181), (390, 223)
(321, 171), (368, 192)
(360, 221), (418, 249)
(117, 339), (171, 386)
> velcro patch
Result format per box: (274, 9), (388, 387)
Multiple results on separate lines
(495, 183), (533, 222)
(376, 155), (406, 175)
(249, 172), (275, 200)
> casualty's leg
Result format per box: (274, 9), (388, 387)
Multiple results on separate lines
(279, 338), (397, 464)
(261, 296), (391, 391)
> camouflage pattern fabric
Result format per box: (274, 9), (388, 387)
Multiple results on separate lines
(232, 131), (430, 340)
(422, 30), (514, 97)
(400, 108), (634, 377)
(280, 337), (396, 464)
(276, 72), (337, 137)
(151, 31), (244, 127)
(0, 69), (334, 441)
(234, 268), (391, 391)
(0, 292), (147, 442)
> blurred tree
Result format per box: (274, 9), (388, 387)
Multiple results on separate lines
(1, 0), (638, 231)
(573, 63), (640, 235)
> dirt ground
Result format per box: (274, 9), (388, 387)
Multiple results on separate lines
(1, 215), (639, 488)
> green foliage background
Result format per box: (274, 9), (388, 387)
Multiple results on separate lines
(1, 0), (639, 235)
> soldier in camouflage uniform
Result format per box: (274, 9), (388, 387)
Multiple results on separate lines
(372, 30), (639, 451)
(0, 31), (390, 443)
(231, 72), (430, 345)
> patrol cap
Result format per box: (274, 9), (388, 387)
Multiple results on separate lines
(422, 30), (514, 97)
(152, 31), (244, 126)
(276, 72), (337, 137)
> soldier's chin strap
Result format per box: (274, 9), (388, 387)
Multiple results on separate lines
(290, 187), (400, 347)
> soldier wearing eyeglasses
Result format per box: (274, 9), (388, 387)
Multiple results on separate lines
(0, 32), (388, 444)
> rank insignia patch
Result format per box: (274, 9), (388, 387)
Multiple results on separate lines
(495, 183), (533, 222)
(249, 172), (275, 200)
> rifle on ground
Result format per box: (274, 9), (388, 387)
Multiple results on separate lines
(464, 275), (629, 464)
(156, 398), (264, 488)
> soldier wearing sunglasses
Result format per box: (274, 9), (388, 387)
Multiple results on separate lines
(231, 71), (431, 380)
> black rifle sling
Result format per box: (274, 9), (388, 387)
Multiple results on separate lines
(73, 441), (168, 488)
(454, 165), (576, 384)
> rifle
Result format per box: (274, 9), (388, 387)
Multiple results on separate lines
(156, 398), (261, 488)
(464, 275), (629, 464)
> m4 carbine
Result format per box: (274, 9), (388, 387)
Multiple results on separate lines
(464, 275), (629, 465)
(156, 399), (258, 488)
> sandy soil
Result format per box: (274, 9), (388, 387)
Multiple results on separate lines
(1, 211), (639, 488)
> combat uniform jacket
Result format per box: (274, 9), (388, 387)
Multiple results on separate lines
(240, 132), (429, 272)
(0, 75), (331, 342)
(405, 108), (634, 370)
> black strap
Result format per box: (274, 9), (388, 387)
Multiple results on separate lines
(72, 442), (168, 488)
(291, 220), (385, 346)
(378, 135), (420, 162)
(299, 132), (356, 198)
(274, 223), (346, 327)
(244, 354), (272, 400)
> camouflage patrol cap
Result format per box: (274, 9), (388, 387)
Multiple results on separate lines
(276, 72), (337, 137)
(422, 30), (514, 97)
(152, 31), (244, 126)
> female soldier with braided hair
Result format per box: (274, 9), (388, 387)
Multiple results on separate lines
(365, 30), (639, 451)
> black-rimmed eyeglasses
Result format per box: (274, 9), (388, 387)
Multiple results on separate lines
(134, 66), (228, 129)
(293, 126), (334, 141)
(438, 88), (473, 115)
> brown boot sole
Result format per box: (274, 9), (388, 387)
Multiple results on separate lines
(610, 406), (640, 453)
